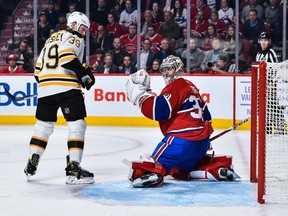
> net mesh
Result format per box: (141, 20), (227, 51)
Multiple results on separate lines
(263, 61), (288, 203)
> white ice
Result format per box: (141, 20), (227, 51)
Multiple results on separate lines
(0, 125), (287, 216)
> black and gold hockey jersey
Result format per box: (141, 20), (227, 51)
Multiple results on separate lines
(34, 30), (85, 98)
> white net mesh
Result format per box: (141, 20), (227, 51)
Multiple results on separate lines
(264, 61), (288, 203)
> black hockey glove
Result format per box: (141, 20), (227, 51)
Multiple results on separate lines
(80, 63), (95, 90)
(62, 59), (95, 90)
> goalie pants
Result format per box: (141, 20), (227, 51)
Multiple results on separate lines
(151, 135), (210, 174)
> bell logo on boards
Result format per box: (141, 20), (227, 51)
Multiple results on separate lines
(0, 83), (37, 106)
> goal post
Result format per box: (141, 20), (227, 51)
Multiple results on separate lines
(251, 61), (288, 204)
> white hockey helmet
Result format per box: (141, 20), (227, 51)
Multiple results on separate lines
(67, 11), (90, 30)
(160, 55), (184, 84)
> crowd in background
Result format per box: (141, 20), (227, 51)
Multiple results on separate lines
(0, 0), (286, 74)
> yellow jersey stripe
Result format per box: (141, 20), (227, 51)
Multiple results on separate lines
(59, 56), (76, 64)
(39, 74), (77, 79)
(38, 81), (80, 88)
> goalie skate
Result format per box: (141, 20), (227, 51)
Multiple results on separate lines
(218, 168), (240, 181)
(65, 156), (95, 185)
(24, 153), (40, 181)
(131, 173), (163, 188)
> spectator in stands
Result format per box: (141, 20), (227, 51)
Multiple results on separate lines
(175, 27), (188, 56)
(200, 37), (227, 73)
(44, 0), (60, 29)
(91, 0), (109, 26)
(147, 24), (164, 53)
(206, 0), (221, 10)
(106, 13), (123, 38)
(151, 2), (164, 24)
(182, 38), (205, 73)
(241, 0), (264, 23)
(120, 23), (143, 54)
(37, 11), (52, 54)
(120, 55), (137, 74)
(109, 38), (129, 71)
(67, 0), (86, 13)
(218, 0), (234, 25)
(209, 10), (227, 39)
(141, 10), (158, 38)
(163, 0), (172, 11)
(231, 15), (244, 32)
(66, 3), (76, 21)
(202, 24), (218, 51)
(147, 59), (161, 73)
(264, 0), (283, 47)
(94, 25), (114, 52)
(190, 10), (209, 38)
(13, 39), (34, 73)
(55, 13), (67, 31)
(209, 54), (237, 74)
(154, 38), (175, 63)
(158, 11), (180, 41)
(25, 26), (35, 52)
(97, 53), (119, 74)
(133, 39), (155, 71)
(0, 54), (27, 73)
(190, 0), (211, 21)
(171, 0), (187, 28)
(119, 0), (137, 32)
(223, 25), (243, 63)
(90, 48), (105, 72)
(242, 9), (265, 64)
(140, 0), (157, 12)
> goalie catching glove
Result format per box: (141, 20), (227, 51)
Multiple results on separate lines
(126, 69), (154, 107)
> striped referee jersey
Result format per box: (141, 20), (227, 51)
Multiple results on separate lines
(255, 48), (279, 63)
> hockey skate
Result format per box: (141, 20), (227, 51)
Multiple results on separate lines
(131, 173), (163, 188)
(218, 168), (240, 181)
(65, 156), (95, 185)
(24, 153), (40, 180)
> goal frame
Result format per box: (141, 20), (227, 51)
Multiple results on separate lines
(250, 61), (266, 204)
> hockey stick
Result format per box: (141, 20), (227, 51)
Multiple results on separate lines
(210, 117), (251, 142)
(3, 86), (38, 102)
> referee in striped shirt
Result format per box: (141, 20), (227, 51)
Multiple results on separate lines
(256, 31), (286, 134)
(255, 31), (279, 63)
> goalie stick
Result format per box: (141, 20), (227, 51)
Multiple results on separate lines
(3, 86), (38, 102)
(210, 117), (250, 141)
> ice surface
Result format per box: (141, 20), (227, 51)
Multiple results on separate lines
(0, 126), (287, 216)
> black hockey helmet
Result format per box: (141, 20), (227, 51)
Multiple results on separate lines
(259, 31), (270, 40)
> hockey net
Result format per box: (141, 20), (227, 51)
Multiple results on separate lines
(251, 61), (288, 204)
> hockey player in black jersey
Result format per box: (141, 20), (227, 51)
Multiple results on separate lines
(24, 12), (95, 184)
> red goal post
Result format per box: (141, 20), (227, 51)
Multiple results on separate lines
(251, 61), (288, 204)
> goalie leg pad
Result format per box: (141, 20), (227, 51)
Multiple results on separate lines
(129, 157), (167, 188)
(189, 154), (240, 181)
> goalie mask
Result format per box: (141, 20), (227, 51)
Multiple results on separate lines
(160, 55), (184, 85)
(67, 11), (90, 31)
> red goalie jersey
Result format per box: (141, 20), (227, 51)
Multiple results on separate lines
(141, 78), (213, 141)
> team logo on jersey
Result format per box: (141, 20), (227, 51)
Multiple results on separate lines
(64, 108), (70, 114)
(164, 94), (171, 101)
